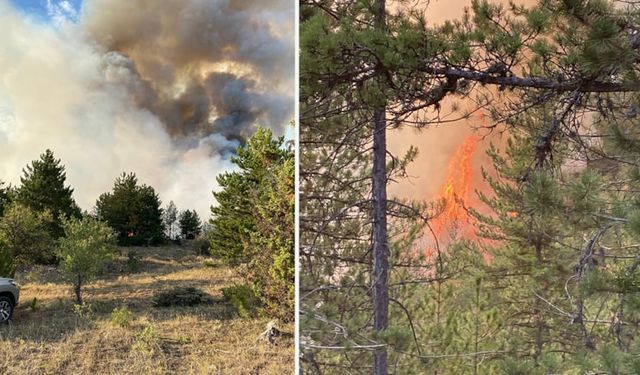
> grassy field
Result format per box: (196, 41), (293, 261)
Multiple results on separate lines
(0, 245), (293, 374)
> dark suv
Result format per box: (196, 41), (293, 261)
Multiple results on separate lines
(0, 278), (19, 323)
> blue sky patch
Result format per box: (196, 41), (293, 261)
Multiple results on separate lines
(8, 0), (82, 23)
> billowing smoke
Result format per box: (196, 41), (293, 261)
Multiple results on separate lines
(0, 0), (294, 218)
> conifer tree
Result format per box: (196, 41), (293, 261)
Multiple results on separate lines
(178, 209), (201, 240)
(95, 173), (164, 246)
(471, 100), (640, 372)
(209, 128), (289, 264)
(245, 152), (295, 321)
(16, 149), (80, 239)
(209, 127), (294, 319)
(472, 107), (585, 372)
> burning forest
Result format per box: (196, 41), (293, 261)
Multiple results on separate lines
(301, 0), (640, 373)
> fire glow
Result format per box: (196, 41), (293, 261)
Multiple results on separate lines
(425, 135), (479, 258)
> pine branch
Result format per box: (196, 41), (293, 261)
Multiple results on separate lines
(420, 66), (639, 93)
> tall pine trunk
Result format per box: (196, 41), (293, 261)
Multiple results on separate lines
(372, 107), (389, 375)
(372, 2), (388, 374)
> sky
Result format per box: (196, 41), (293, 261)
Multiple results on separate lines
(0, 0), (295, 219)
(9, 0), (82, 23)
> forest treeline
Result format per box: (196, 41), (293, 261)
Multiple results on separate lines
(300, 0), (640, 374)
(0, 128), (294, 321)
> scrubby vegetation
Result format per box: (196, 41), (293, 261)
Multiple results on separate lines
(222, 284), (262, 319)
(0, 202), (54, 275)
(0, 245), (293, 374)
(110, 306), (133, 328)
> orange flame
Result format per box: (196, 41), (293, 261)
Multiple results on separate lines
(425, 135), (479, 258)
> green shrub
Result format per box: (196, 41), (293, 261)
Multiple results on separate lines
(111, 307), (134, 327)
(139, 324), (158, 341)
(58, 217), (116, 304)
(153, 286), (214, 307)
(221, 284), (261, 318)
(203, 259), (218, 268)
(193, 235), (210, 255)
(73, 302), (93, 317)
(72, 302), (95, 327)
(29, 297), (39, 311)
(0, 244), (12, 278)
(0, 203), (55, 271)
(127, 251), (141, 273)
(132, 324), (159, 352)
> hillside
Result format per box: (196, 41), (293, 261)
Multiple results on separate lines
(0, 245), (293, 374)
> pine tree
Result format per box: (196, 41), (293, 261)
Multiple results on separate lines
(209, 127), (294, 320)
(209, 128), (289, 264)
(470, 107), (583, 372)
(178, 210), (201, 240)
(16, 149), (81, 239)
(469, 98), (640, 372)
(136, 184), (165, 245)
(95, 173), (164, 246)
(245, 152), (295, 321)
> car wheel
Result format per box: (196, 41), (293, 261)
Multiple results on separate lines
(0, 296), (13, 323)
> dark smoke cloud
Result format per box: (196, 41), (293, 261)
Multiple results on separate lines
(84, 0), (293, 147)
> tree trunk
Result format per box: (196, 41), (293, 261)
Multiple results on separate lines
(372, 107), (389, 375)
(74, 275), (82, 305)
(372, 2), (388, 375)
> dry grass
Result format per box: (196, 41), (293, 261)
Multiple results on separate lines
(0, 245), (293, 374)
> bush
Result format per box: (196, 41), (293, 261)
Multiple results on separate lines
(221, 284), (261, 318)
(111, 307), (134, 327)
(0, 203), (55, 273)
(127, 251), (141, 273)
(203, 259), (218, 268)
(29, 297), (39, 311)
(139, 324), (158, 341)
(132, 324), (159, 353)
(0, 244), (12, 278)
(153, 286), (214, 307)
(193, 235), (210, 255)
(72, 302), (95, 327)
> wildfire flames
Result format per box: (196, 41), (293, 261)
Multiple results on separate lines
(425, 135), (479, 258)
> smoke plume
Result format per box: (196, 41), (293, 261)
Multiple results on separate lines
(0, 0), (294, 218)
